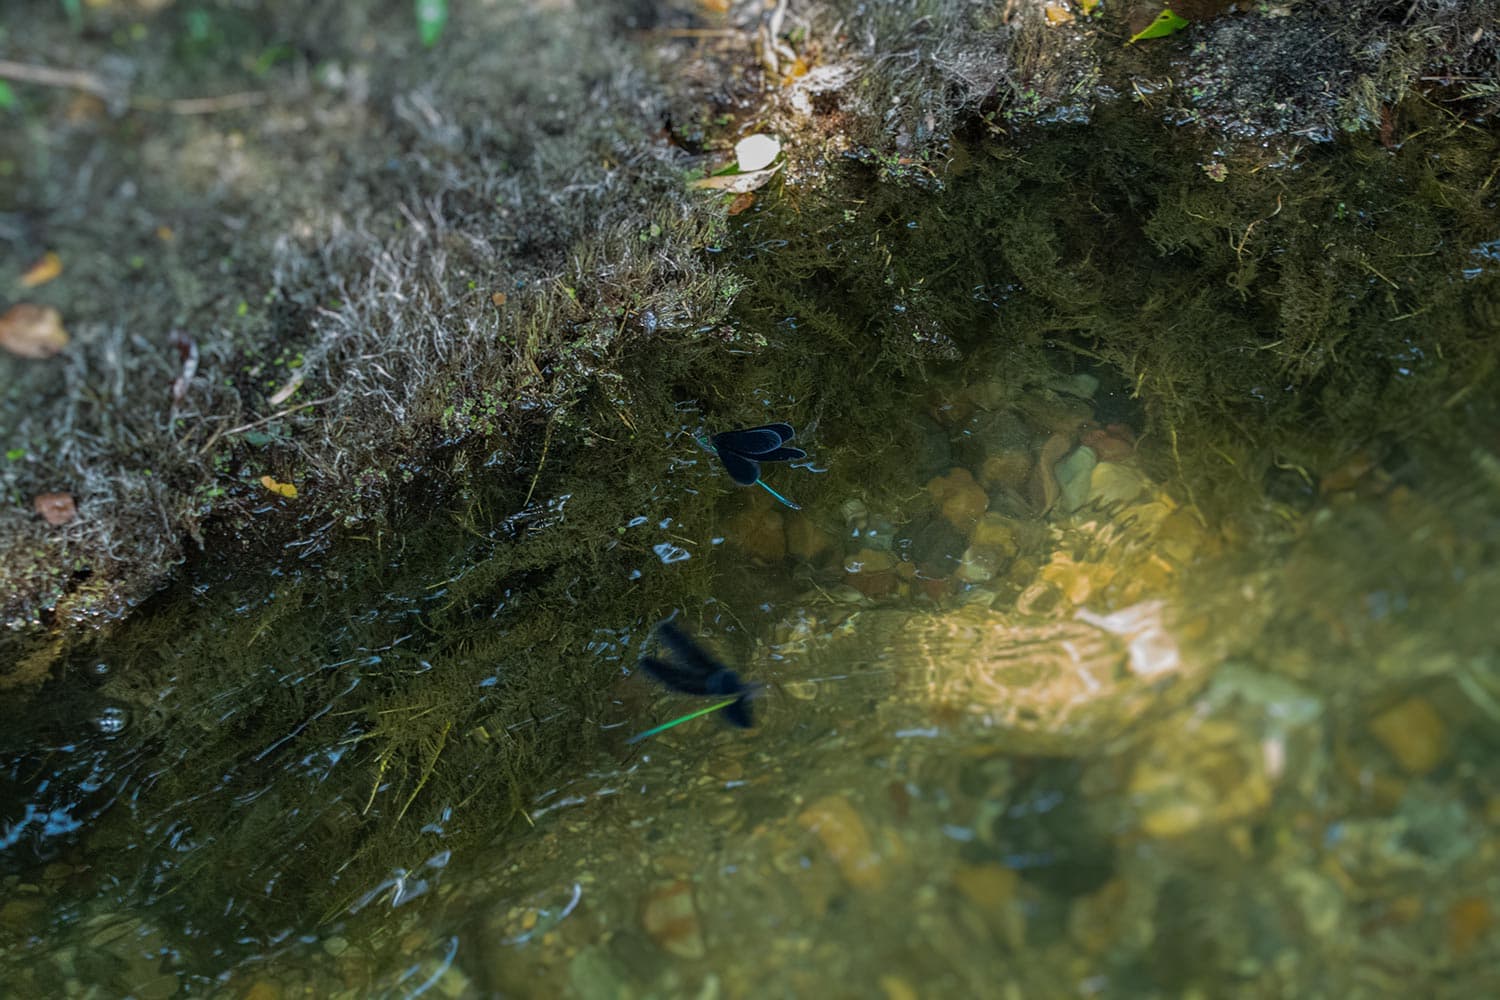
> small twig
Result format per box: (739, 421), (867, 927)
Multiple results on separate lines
(522, 415), (557, 508)
(0, 59), (111, 99)
(197, 395), (336, 456)
(0, 58), (267, 115)
(136, 91), (270, 115)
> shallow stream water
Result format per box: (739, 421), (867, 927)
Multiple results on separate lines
(4, 112), (1500, 999)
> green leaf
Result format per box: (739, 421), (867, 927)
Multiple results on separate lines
(415, 0), (447, 47)
(0, 82), (13, 110)
(1126, 9), (1189, 45)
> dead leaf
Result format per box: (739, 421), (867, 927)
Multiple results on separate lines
(727, 192), (756, 216)
(34, 492), (77, 526)
(491, 291), (508, 307)
(19, 252), (63, 288)
(260, 475), (298, 498)
(0, 303), (69, 359)
(691, 164), (781, 194)
(1045, 3), (1075, 24)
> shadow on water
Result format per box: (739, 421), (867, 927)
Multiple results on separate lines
(4, 102), (1500, 996)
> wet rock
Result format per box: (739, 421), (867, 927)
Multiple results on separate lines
(1327, 786), (1477, 887)
(985, 759), (1114, 898)
(1022, 392), (1093, 436)
(840, 497), (869, 531)
(785, 512), (833, 562)
(725, 507), (785, 563)
(1068, 878), (1129, 955)
(959, 513), (1021, 585)
(1037, 552), (1110, 607)
(977, 450), (1033, 494)
(952, 862), (1018, 910)
(834, 598), (1205, 756)
(241, 979), (283, 1000)
(927, 467), (988, 536)
(853, 515), (898, 553)
(968, 512), (1020, 560)
(1079, 424), (1135, 462)
(1086, 461), (1149, 508)
(0, 897), (44, 932)
(1053, 373), (1099, 400)
(905, 414), (954, 481)
(844, 547), (899, 598)
(798, 795), (885, 891)
(1030, 432), (1074, 511)
(1128, 718), (1273, 838)
(896, 512), (967, 579)
(640, 879), (705, 959)
(133, 972), (181, 1000)
(1448, 896), (1493, 957)
(955, 408), (1030, 466)
(1368, 696), (1449, 776)
(955, 547), (1000, 584)
(1054, 445), (1098, 514)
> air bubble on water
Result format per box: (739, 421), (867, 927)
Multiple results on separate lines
(93, 705), (130, 736)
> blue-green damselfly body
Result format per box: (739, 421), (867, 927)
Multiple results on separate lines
(695, 423), (805, 510)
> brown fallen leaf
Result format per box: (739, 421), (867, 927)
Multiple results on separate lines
(19, 251), (63, 289)
(34, 492), (77, 526)
(727, 192), (756, 216)
(0, 303), (69, 359)
(260, 475), (298, 498)
(491, 291), (507, 307)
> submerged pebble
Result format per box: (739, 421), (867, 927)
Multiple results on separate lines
(1054, 445), (1098, 514)
(798, 795), (886, 891)
(785, 512), (833, 562)
(1087, 461), (1149, 508)
(1368, 696), (1449, 776)
(927, 467), (989, 536)
(1128, 718), (1274, 838)
(640, 880), (705, 959)
(725, 507), (786, 563)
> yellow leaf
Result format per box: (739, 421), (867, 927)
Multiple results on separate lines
(19, 251), (63, 288)
(1045, 4), (1075, 24)
(1080, 0), (1101, 13)
(259, 475), (298, 498)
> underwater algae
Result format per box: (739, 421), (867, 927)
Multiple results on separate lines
(5, 90), (1498, 967)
